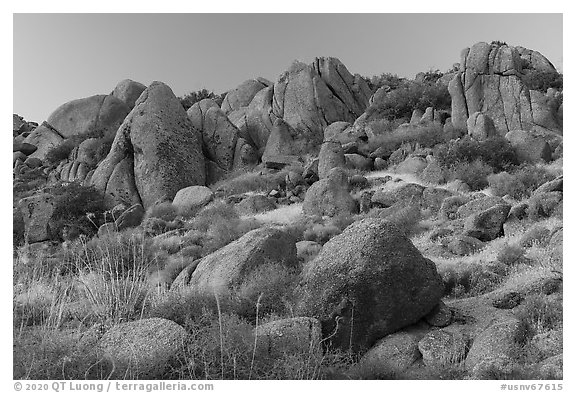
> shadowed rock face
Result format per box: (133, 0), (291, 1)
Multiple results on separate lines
(91, 81), (205, 209)
(449, 42), (562, 136)
(296, 218), (444, 352)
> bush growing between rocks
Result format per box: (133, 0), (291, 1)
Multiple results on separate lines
(45, 127), (114, 166)
(522, 70), (563, 93)
(13, 328), (113, 379)
(48, 182), (107, 240)
(439, 263), (503, 298)
(488, 165), (557, 200)
(212, 169), (288, 197)
(367, 123), (449, 153)
(235, 263), (301, 322)
(444, 159), (493, 191)
(363, 72), (406, 92)
(365, 79), (451, 121)
(179, 89), (225, 111)
(181, 201), (262, 257)
(435, 136), (518, 172)
(497, 244), (528, 267)
(302, 214), (355, 245)
(145, 201), (179, 222)
(514, 294), (562, 337)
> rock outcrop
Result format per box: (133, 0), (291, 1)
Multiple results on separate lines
(91, 81), (205, 209)
(449, 42), (561, 135)
(272, 58), (371, 143)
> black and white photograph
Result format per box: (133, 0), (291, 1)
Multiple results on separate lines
(9, 7), (566, 388)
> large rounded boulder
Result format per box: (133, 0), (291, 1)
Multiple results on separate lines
(171, 227), (297, 297)
(111, 79), (147, 109)
(302, 167), (356, 217)
(296, 218), (444, 352)
(47, 94), (130, 139)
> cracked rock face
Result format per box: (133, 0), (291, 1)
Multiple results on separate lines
(226, 58), (370, 154)
(91, 81), (205, 209)
(187, 99), (239, 171)
(271, 58), (371, 143)
(449, 42), (561, 135)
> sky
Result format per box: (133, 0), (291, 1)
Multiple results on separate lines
(13, 13), (563, 123)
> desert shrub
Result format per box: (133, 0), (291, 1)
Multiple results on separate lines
(48, 183), (107, 240)
(235, 263), (300, 322)
(514, 294), (562, 336)
(367, 123), (449, 153)
(63, 229), (156, 278)
(13, 166), (49, 199)
(45, 140), (75, 164)
(212, 169), (287, 196)
(148, 290), (238, 326)
(488, 165), (556, 199)
(497, 243), (528, 267)
(13, 208), (25, 248)
(63, 231), (155, 324)
(157, 301), (355, 380)
(145, 201), (178, 221)
(366, 80), (451, 121)
(76, 270), (150, 324)
(13, 328), (113, 379)
(487, 172), (524, 198)
(441, 263), (503, 298)
(513, 165), (557, 194)
(179, 89), (225, 111)
(435, 136), (518, 172)
(183, 201), (262, 257)
(445, 159), (493, 191)
(302, 213), (354, 245)
(45, 127), (114, 165)
(522, 70), (563, 93)
(364, 72), (406, 92)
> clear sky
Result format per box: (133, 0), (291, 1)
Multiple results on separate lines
(13, 13), (562, 123)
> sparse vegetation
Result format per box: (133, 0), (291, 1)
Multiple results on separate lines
(179, 89), (226, 111)
(212, 169), (288, 196)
